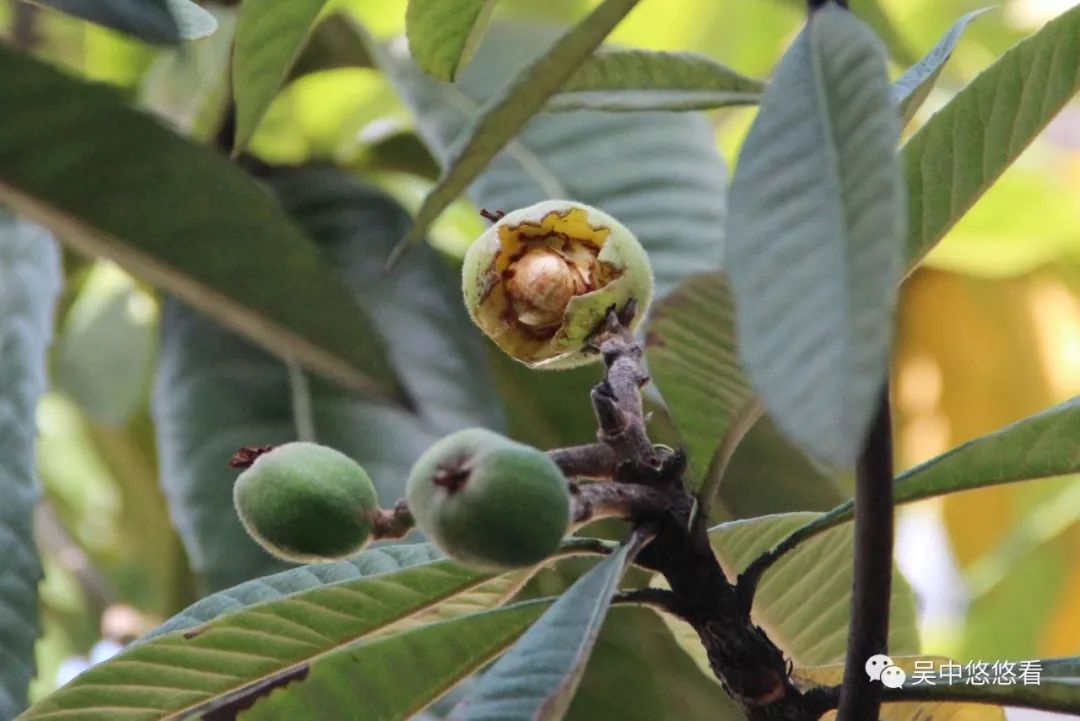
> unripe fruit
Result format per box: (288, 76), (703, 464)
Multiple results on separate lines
(406, 428), (571, 570)
(233, 442), (378, 562)
(463, 200), (654, 369)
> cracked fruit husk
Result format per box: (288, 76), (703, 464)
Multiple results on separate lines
(462, 200), (653, 369)
(406, 428), (571, 570)
(233, 442), (378, 562)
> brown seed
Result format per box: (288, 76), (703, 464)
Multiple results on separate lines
(505, 248), (586, 329)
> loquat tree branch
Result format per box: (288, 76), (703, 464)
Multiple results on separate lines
(562, 305), (830, 721)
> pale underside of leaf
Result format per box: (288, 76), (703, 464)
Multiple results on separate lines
(725, 4), (904, 469)
(0, 212), (60, 720)
(25, 0), (216, 44)
(548, 49), (763, 111)
(891, 9), (992, 127)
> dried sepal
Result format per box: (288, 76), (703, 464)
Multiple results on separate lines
(462, 200), (653, 369)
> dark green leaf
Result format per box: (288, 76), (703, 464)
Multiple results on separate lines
(153, 170), (500, 591)
(406, 0), (497, 81)
(448, 531), (647, 721)
(904, 3), (1080, 267)
(232, 0), (333, 152)
(548, 49), (763, 111)
(26, 0), (216, 44)
(390, 0), (645, 264)
(0, 46), (401, 402)
(726, 4), (905, 468)
(0, 211), (60, 720)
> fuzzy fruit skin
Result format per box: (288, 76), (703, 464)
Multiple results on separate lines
(406, 428), (571, 570)
(463, 200), (654, 370)
(233, 442), (378, 562)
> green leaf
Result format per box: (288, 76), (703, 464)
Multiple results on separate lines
(646, 273), (749, 481)
(0, 212), (60, 720)
(878, 656), (1080, 716)
(568, 607), (741, 721)
(756, 394), (1080, 562)
(390, 0), (645, 265)
(547, 49), (763, 111)
(381, 23), (729, 295)
(0, 45), (402, 403)
(147, 538), (604, 640)
(406, 0), (497, 81)
(236, 601), (549, 721)
(144, 544), (446, 640)
(231, 0), (333, 153)
(725, 3), (905, 468)
(891, 9), (990, 127)
(646, 275), (848, 512)
(26, 537), (611, 720)
(26, 0), (216, 44)
(904, 2), (1080, 267)
(154, 170), (501, 591)
(448, 531), (647, 721)
(21, 554), (500, 719)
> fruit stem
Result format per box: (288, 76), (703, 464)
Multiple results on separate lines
(548, 443), (617, 479)
(367, 499), (415, 540)
(568, 481), (674, 526)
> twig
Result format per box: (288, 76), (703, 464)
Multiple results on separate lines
(586, 303), (659, 474)
(548, 443), (617, 479)
(835, 387), (895, 721)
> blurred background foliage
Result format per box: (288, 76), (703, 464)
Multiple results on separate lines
(3, 0), (1080, 710)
